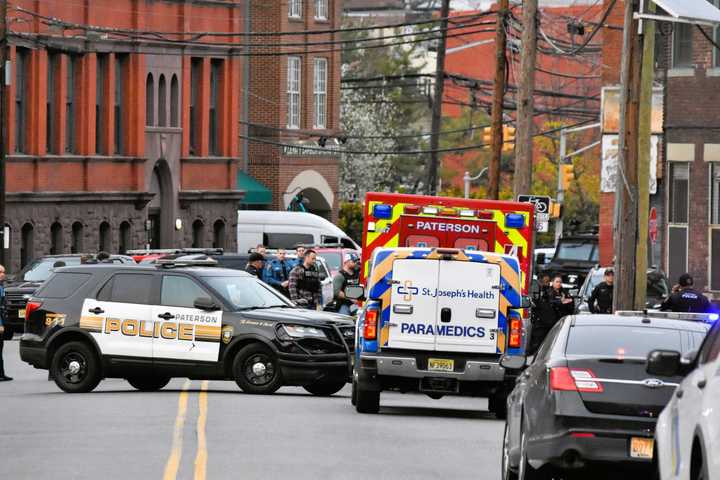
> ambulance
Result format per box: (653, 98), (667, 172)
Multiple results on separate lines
(350, 193), (537, 416)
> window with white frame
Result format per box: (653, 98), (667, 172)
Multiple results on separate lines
(668, 161), (690, 284)
(672, 23), (693, 68)
(711, 162), (720, 225)
(289, 0), (302, 18)
(287, 57), (301, 129)
(711, 162), (720, 291)
(315, 0), (328, 20)
(313, 58), (327, 129)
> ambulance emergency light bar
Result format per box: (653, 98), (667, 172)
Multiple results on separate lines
(370, 203), (526, 228)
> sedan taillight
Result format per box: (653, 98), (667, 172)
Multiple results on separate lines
(549, 367), (604, 393)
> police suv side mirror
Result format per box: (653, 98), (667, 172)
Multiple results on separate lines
(646, 350), (682, 377)
(345, 285), (365, 300)
(194, 297), (220, 311)
(500, 355), (527, 370)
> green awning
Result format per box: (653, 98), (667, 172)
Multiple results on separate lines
(237, 171), (272, 205)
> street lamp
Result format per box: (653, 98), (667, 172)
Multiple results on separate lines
(463, 167), (488, 199)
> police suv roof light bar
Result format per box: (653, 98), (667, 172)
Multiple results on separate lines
(155, 259), (219, 269)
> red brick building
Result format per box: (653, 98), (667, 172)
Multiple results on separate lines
(3, 0), (342, 271)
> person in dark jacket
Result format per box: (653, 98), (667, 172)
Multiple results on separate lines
(331, 253), (360, 315)
(288, 249), (322, 310)
(660, 273), (713, 313)
(548, 275), (575, 318)
(588, 269), (614, 314)
(264, 249), (292, 296)
(0, 264), (12, 381)
(245, 252), (265, 279)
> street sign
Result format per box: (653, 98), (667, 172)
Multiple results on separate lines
(649, 207), (658, 244)
(517, 195), (552, 233)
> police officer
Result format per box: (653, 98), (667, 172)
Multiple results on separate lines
(245, 252), (265, 279)
(0, 264), (12, 382)
(588, 268), (614, 314)
(332, 253), (360, 315)
(288, 249), (322, 310)
(264, 249), (292, 296)
(660, 273), (713, 313)
(548, 275), (575, 318)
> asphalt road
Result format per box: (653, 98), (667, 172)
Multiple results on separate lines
(0, 340), (504, 480)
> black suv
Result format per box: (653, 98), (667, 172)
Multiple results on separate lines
(4, 254), (134, 338)
(19, 260), (355, 395)
(540, 234), (599, 290)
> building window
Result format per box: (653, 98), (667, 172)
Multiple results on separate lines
(158, 74), (167, 127)
(71, 222), (83, 254)
(170, 74), (179, 127)
(50, 222), (64, 255)
(146, 73), (155, 126)
(673, 23), (693, 68)
(213, 220), (226, 249)
(190, 58), (202, 155)
(209, 59), (222, 156)
(47, 53), (59, 154)
(287, 57), (301, 129)
(712, 228), (720, 290)
(115, 55), (127, 155)
(711, 163), (720, 225)
(15, 48), (29, 153)
(289, 0), (302, 18)
(313, 58), (327, 129)
(668, 162), (689, 285)
(192, 220), (205, 248)
(119, 221), (131, 254)
(96, 54), (107, 154)
(21, 223), (34, 268)
(99, 221), (111, 252)
(315, 0), (328, 20)
(66, 55), (77, 153)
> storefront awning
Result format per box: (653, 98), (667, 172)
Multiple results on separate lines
(237, 171), (272, 205)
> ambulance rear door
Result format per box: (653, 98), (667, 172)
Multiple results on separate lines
(434, 260), (500, 354)
(387, 258), (439, 350)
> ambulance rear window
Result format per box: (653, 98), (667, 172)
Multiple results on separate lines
(36, 273), (92, 299)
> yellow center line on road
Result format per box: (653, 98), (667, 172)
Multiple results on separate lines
(194, 380), (209, 480)
(163, 379), (192, 480)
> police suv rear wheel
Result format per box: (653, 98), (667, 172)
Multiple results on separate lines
(126, 376), (171, 392)
(51, 341), (101, 393)
(303, 379), (346, 396)
(233, 343), (283, 394)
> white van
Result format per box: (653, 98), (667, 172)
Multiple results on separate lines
(237, 211), (360, 253)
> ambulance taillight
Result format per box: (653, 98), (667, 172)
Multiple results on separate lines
(364, 309), (379, 340)
(508, 318), (522, 348)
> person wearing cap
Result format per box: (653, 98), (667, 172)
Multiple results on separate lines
(245, 252), (265, 279)
(660, 273), (713, 313)
(332, 253), (360, 315)
(264, 249), (292, 296)
(288, 249), (322, 310)
(588, 268), (614, 314)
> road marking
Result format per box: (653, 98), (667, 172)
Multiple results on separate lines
(163, 379), (191, 480)
(194, 380), (209, 480)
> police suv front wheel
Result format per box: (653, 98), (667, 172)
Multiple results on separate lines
(126, 376), (171, 392)
(51, 341), (102, 393)
(233, 343), (283, 394)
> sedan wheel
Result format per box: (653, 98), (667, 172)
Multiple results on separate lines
(502, 423), (519, 480)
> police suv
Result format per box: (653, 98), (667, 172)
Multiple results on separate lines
(19, 260), (355, 395)
(351, 247), (528, 415)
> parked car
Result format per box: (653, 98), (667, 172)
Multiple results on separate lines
(501, 312), (711, 480)
(539, 234), (598, 289)
(236, 211), (359, 253)
(651, 314), (720, 480)
(4, 254), (134, 338)
(576, 266), (671, 313)
(534, 247), (555, 271)
(314, 246), (361, 276)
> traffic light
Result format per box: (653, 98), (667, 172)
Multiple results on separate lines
(483, 127), (492, 147)
(550, 201), (563, 218)
(560, 163), (574, 190)
(502, 126), (515, 152)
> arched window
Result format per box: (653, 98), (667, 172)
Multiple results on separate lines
(119, 221), (131, 254)
(21, 223), (34, 267)
(71, 222), (83, 254)
(99, 222), (111, 252)
(146, 73), (154, 126)
(158, 74), (167, 127)
(50, 222), (64, 255)
(170, 74), (179, 127)
(192, 220), (205, 248)
(213, 220), (226, 249)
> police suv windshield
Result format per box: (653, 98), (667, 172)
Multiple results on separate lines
(17, 257), (83, 282)
(205, 276), (292, 310)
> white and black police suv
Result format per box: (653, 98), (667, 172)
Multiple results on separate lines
(19, 259), (355, 395)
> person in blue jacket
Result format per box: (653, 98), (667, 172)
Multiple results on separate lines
(0, 264), (12, 382)
(264, 249), (293, 297)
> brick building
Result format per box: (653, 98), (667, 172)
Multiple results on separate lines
(246, 0), (343, 220)
(3, 0), (343, 272)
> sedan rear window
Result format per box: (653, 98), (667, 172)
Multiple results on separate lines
(566, 325), (707, 358)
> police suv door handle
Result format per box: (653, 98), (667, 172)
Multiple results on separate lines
(157, 312), (176, 320)
(88, 307), (105, 315)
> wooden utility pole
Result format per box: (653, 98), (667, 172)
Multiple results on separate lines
(613, 0), (643, 311)
(488, 0), (508, 200)
(513, 0), (538, 197)
(0, 0), (7, 268)
(426, 0), (451, 196)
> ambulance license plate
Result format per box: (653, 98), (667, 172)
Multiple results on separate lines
(630, 437), (654, 459)
(18, 308), (25, 319)
(428, 358), (454, 372)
